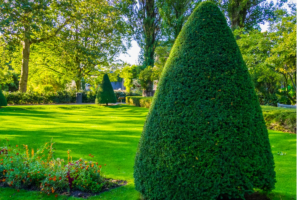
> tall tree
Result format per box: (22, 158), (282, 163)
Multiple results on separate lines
(120, 65), (142, 93)
(214, 0), (284, 30)
(128, 0), (161, 96)
(131, 0), (161, 67)
(157, 0), (201, 43)
(61, 0), (131, 90)
(0, 0), (80, 92)
(266, 9), (296, 104)
(11, 0), (132, 92)
(0, 37), (21, 91)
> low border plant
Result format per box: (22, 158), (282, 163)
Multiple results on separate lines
(0, 139), (118, 196)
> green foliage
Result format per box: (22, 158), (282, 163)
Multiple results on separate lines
(235, 29), (282, 102)
(213, 0), (283, 30)
(266, 14), (296, 104)
(0, 0), (133, 92)
(134, 2), (275, 200)
(0, 140), (118, 194)
(95, 74), (116, 105)
(235, 10), (297, 105)
(129, 0), (160, 67)
(276, 85), (296, 105)
(157, 0), (201, 43)
(120, 65), (143, 93)
(138, 66), (155, 91)
(257, 93), (279, 106)
(0, 38), (18, 87)
(0, 89), (7, 107)
(126, 96), (151, 108)
(154, 46), (171, 74)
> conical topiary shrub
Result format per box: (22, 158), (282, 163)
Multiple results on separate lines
(134, 2), (275, 200)
(0, 89), (7, 107)
(95, 74), (116, 106)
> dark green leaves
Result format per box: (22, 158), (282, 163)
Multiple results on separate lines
(95, 74), (116, 105)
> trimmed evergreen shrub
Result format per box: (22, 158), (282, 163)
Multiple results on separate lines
(95, 74), (116, 105)
(134, 2), (276, 200)
(0, 89), (7, 107)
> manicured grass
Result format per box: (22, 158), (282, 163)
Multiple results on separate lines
(261, 105), (296, 113)
(0, 104), (296, 200)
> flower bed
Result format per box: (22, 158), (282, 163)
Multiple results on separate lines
(0, 139), (126, 198)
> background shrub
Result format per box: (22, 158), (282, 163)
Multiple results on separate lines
(262, 106), (296, 133)
(2, 90), (137, 105)
(126, 98), (296, 133)
(126, 96), (152, 108)
(134, 2), (275, 200)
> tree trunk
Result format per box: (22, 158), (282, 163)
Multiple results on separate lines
(229, 0), (247, 30)
(19, 39), (30, 93)
(142, 80), (154, 97)
(75, 79), (81, 91)
(143, 90), (155, 97)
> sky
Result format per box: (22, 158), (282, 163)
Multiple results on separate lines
(117, 0), (297, 65)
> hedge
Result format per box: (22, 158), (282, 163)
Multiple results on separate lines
(127, 97), (296, 133)
(3, 90), (130, 105)
(261, 106), (296, 133)
(134, 2), (275, 199)
(125, 96), (152, 108)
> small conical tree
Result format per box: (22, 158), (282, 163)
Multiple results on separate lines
(95, 74), (116, 106)
(0, 89), (7, 107)
(134, 2), (275, 200)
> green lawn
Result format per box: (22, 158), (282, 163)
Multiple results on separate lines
(261, 105), (296, 113)
(0, 104), (296, 200)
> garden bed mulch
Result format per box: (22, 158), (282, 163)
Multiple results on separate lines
(0, 179), (127, 198)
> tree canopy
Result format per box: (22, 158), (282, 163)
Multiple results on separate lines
(0, 0), (132, 92)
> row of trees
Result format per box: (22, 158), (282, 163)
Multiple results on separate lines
(131, 0), (296, 101)
(0, 0), (297, 103)
(235, 6), (297, 104)
(0, 0), (132, 92)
